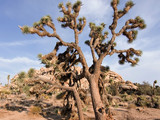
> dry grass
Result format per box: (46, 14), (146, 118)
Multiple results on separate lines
(28, 106), (42, 115)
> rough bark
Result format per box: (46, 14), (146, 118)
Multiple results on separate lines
(88, 75), (106, 120)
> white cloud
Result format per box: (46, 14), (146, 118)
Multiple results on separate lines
(0, 39), (49, 47)
(0, 57), (42, 85)
(71, 0), (112, 24)
(0, 57), (39, 64)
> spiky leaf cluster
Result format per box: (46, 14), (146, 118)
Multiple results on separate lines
(135, 16), (146, 29)
(123, 30), (138, 43)
(118, 48), (142, 66)
(66, 2), (72, 8)
(28, 68), (35, 78)
(89, 22), (108, 39)
(87, 22), (109, 56)
(73, 0), (82, 13)
(22, 26), (30, 34)
(125, 1), (134, 7)
(111, 0), (120, 6)
(40, 15), (52, 23)
(122, 16), (146, 43)
(38, 53), (43, 59)
(58, 2), (63, 8)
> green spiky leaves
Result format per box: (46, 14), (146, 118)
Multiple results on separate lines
(40, 15), (52, 23)
(22, 26), (30, 34)
(38, 53), (43, 60)
(73, 0), (82, 9)
(104, 31), (109, 35)
(58, 2), (64, 8)
(89, 22), (106, 34)
(78, 17), (86, 22)
(89, 22), (96, 30)
(33, 22), (41, 28)
(132, 30), (138, 40)
(134, 57), (139, 62)
(135, 16), (146, 29)
(73, 0), (82, 13)
(117, 48), (142, 66)
(66, 2), (72, 8)
(111, 0), (120, 6)
(127, 30), (138, 43)
(57, 17), (63, 22)
(125, 0), (134, 7)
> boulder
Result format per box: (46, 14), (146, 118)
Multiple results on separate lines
(104, 71), (125, 83)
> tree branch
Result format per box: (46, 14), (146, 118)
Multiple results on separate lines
(89, 37), (97, 63)
(30, 75), (84, 120)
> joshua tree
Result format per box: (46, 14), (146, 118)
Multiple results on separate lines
(7, 75), (10, 85)
(153, 80), (157, 95)
(19, 0), (146, 119)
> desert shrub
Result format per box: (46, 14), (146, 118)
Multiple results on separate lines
(155, 86), (160, 96)
(152, 96), (160, 109)
(136, 95), (151, 107)
(28, 68), (35, 78)
(29, 106), (42, 114)
(136, 82), (152, 96)
(22, 85), (31, 96)
(121, 94), (134, 102)
(107, 82), (120, 96)
(41, 93), (50, 100)
(18, 71), (26, 79)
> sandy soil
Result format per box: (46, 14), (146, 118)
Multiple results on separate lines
(0, 107), (160, 120)
(111, 107), (160, 120)
(0, 94), (160, 120)
(0, 109), (46, 120)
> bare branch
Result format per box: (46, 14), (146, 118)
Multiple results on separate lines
(30, 75), (84, 120)
(89, 37), (97, 63)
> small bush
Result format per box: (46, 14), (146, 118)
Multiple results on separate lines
(136, 82), (152, 96)
(152, 96), (160, 109)
(28, 68), (35, 78)
(23, 85), (31, 96)
(107, 82), (120, 96)
(18, 71), (26, 79)
(155, 86), (160, 95)
(121, 94), (134, 102)
(136, 95), (151, 107)
(29, 106), (42, 115)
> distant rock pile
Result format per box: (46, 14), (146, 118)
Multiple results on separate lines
(10, 67), (137, 92)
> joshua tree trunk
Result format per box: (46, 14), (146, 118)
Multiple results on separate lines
(89, 75), (106, 120)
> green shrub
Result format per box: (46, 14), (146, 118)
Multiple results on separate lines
(23, 85), (31, 96)
(121, 94), (134, 102)
(136, 82), (152, 96)
(28, 68), (35, 78)
(152, 96), (160, 109)
(107, 82), (120, 96)
(136, 95), (151, 107)
(155, 86), (160, 95)
(18, 71), (26, 79)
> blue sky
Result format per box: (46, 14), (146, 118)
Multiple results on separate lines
(0, 0), (160, 85)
